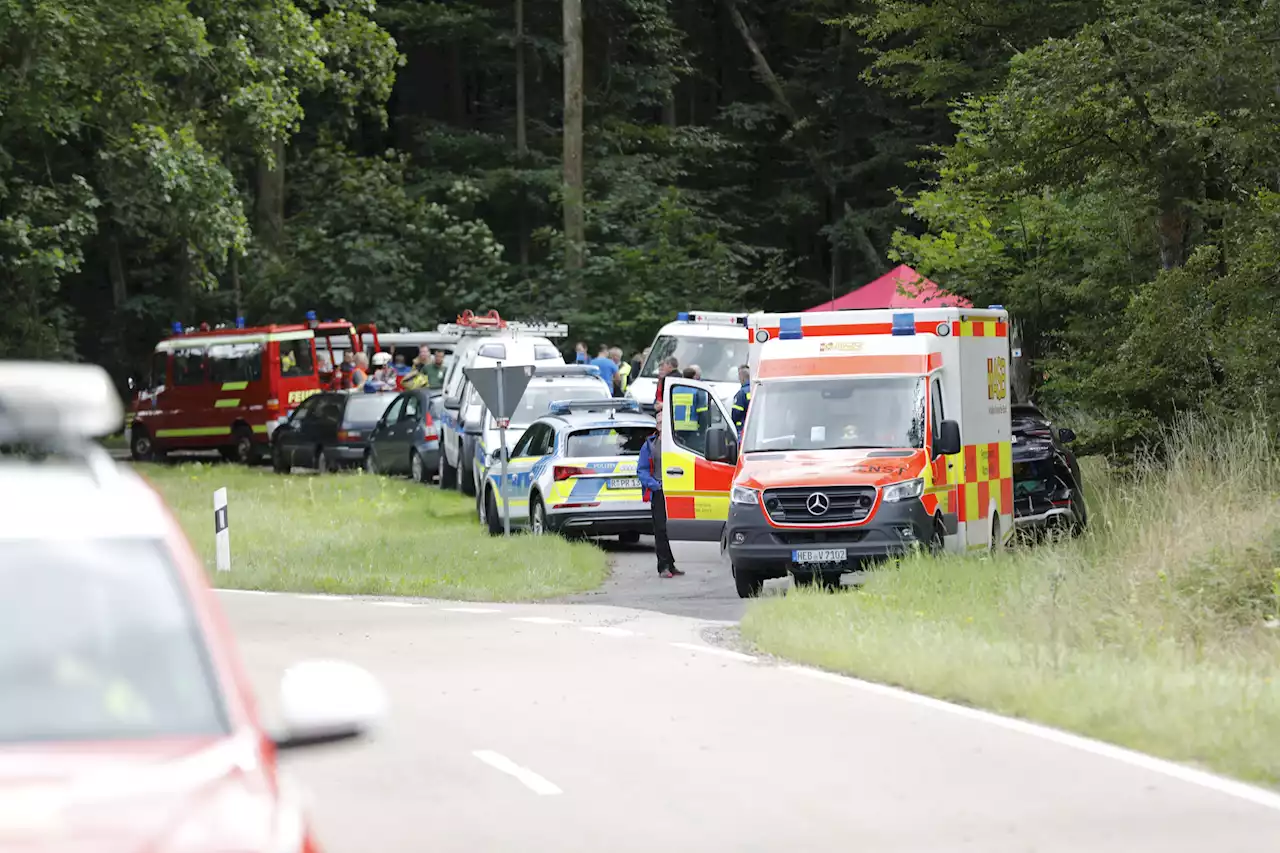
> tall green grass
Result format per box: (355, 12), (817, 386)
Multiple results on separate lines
(742, 416), (1280, 784)
(138, 463), (607, 601)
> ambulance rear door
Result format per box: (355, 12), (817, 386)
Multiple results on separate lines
(956, 311), (1014, 548)
(660, 377), (738, 541)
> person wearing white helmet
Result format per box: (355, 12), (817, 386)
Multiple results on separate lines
(364, 352), (397, 393)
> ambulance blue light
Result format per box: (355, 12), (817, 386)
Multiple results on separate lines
(989, 304), (1004, 309)
(892, 313), (916, 336)
(305, 310), (317, 322)
(235, 316), (245, 329)
(677, 312), (690, 322)
(779, 316), (804, 340)
(171, 321), (183, 334)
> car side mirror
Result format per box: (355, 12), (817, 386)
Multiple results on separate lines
(465, 422), (483, 436)
(1058, 427), (1076, 443)
(490, 447), (508, 463)
(443, 395), (461, 410)
(272, 660), (387, 751)
(934, 420), (962, 458)
(706, 425), (736, 463)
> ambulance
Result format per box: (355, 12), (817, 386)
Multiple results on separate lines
(654, 306), (1013, 598)
(628, 310), (751, 409)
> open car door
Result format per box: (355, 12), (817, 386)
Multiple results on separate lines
(661, 377), (738, 541)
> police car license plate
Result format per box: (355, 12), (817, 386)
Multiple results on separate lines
(792, 548), (847, 564)
(608, 477), (641, 490)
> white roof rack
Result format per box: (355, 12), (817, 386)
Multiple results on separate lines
(0, 362), (123, 442)
(436, 321), (568, 339)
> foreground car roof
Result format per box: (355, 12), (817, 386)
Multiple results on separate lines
(0, 456), (171, 541)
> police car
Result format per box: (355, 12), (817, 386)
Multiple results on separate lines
(476, 399), (657, 540)
(1, 362), (386, 852)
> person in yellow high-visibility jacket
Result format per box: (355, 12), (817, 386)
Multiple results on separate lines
(610, 347), (630, 397)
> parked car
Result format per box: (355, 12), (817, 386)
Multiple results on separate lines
(1010, 403), (1087, 537)
(465, 364), (613, 498)
(270, 391), (397, 474)
(1, 361), (386, 853)
(477, 399), (656, 541)
(365, 387), (442, 483)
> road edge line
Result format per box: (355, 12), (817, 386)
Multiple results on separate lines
(471, 750), (563, 796)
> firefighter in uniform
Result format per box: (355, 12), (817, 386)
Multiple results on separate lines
(731, 364), (751, 435)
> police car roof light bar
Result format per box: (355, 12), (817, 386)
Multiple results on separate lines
(547, 399), (642, 415)
(0, 362), (123, 444)
(534, 364), (602, 377)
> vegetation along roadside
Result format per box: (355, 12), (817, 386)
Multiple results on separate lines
(138, 463), (607, 601)
(742, 417), (1280, 786)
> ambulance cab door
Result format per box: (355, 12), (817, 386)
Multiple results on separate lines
(661, 378), (738, 541)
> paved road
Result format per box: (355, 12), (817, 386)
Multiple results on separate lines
(224, 590), (1280, 852)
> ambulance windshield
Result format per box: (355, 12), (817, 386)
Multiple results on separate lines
(640, 335), (749, 384)
(742, 377), (927, 452)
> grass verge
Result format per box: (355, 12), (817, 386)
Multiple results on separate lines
(741, 416), (1280, 785)
(137, 463), (607, 600)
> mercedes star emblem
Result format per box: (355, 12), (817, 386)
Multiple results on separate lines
(806, 492), (830, 515)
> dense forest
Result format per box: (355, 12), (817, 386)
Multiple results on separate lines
(2, 0), (1278, 451)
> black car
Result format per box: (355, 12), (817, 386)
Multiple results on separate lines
(365, 388), (442, 483)
(270, 392), (397, 474)
(1010, 404), (1087, 537)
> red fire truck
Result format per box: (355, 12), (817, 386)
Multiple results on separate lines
(126, 314), (379, 463)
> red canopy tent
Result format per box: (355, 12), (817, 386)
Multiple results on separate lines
(806, 264), (971, 312)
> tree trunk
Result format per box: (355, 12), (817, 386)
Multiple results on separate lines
(255, 138), (285, 254)
(562, 0), (585, 283)
(107, 234), (127, 308)
(515, 0), (530, 270)
(231, 250), (242, 319)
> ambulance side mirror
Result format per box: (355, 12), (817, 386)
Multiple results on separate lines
(706, 425), (736, 463)
(934, 420), (962, 458)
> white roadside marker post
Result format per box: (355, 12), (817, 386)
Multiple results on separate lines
(213, 487), (230, 572)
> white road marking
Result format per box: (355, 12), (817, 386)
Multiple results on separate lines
(512, 617), (572, 625)
(580, 626), (636, 637)
(471, 750), (563, 796)
(375, 601), (419, 608)
(669, 642), (757, 663)
(442, 607), (502, 614)
(782, 664), (1280, 812)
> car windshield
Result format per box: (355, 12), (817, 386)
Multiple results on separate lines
(0, 538), (227, 742)
(565, 426), (653, 457)
(742, 377), (927, 452)
(508, 382), (610, 427)
(640, 335), (749, 384)
(344, 394), (395, 425)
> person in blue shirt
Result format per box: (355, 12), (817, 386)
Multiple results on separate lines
(574, 341), (588, 364)
(636, 406), (682, 578)
(590, 346), (618, 389)
(731, 364), (752, 435)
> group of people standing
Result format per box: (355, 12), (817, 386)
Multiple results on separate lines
(330, 346), (447, 393)
(573, 342), (636, 397)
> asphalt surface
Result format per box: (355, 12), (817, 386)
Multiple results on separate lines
(224, 590), (1280, 852)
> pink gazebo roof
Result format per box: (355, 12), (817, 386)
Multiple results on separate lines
(806, 265), (971, 312)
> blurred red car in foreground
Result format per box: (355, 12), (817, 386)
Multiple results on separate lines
(0, 362), (387, 853)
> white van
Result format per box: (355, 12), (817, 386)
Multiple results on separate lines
(433, 316), (567, 496)
(628, 310), (751, 411)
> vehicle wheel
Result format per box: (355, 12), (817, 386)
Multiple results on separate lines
(410, 451), (427, 484)
(459, 456), (476, 497)
(530, 494), (548, 536)
(485, 489), (503, 536)
(989, 517), (1003, 554)
(232, 426), (259, 465)
(365, 451), (378, 475)
(438, 450), (457, 489)
(272, 445), (290, 474)
(930, 517), (946, 555)
(619, 530), (641, 545)
(316, 448), (331, 475)
(130, 427), (156, 462)
(733, 565), (764, 599)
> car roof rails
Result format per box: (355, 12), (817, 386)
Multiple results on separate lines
(437, 310), (568, 339)
(547, 398), (642, 417)
(0, 361), (123, 482)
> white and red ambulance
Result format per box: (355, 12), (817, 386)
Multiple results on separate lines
(655, 306), (1013, 598)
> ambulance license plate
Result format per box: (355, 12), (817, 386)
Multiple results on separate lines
(608, 477), (641, 490)
(792, 548), (847, 564)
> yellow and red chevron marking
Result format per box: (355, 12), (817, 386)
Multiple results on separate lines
(956, 441), (1013, 522)
(951, 319), (1008, 337)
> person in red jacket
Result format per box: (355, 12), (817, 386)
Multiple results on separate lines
(636, 402), (683, 578)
